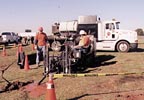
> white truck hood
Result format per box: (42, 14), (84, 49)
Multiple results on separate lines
(116, 29), (138, 41)
(116, 30), (137, 35)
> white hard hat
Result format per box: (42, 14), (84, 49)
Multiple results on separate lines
(79, 30), (87, 35)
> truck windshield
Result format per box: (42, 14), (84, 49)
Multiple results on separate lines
(116, 22), (120, 29)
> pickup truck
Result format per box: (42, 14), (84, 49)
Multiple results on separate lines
(0, 36), (3, 45)
(1, 32), (19, 44)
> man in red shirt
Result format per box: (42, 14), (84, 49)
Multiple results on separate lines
(35, 27), (48, 67)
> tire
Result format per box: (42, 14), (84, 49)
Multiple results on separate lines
(116, 41), (130, 52)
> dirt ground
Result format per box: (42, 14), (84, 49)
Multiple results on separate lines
(0, 36), (144, 100)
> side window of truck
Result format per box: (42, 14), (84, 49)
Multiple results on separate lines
(106, 24), (109, 29)
(106, 23), (115, 30)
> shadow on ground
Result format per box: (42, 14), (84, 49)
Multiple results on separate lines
(71, 54), (116, 73)
(134, 48), (144, 52)
(94, 55), (116, 67)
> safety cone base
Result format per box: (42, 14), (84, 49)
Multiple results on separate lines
(45, 75), (56, 100)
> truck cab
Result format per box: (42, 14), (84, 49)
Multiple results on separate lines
(97, 20), (138, 52)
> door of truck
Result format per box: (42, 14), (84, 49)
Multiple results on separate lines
(104, 23), (118, 40)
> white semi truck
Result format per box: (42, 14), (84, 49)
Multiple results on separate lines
(52, 15), (138, 52)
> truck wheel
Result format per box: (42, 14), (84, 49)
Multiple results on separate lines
(116, 41), (130, 52)
(5, 40), (10, 46)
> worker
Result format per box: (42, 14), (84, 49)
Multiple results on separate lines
(70, 30), (91, 60)
(74, 30), (91, 51)
(34, 27), (48, 67)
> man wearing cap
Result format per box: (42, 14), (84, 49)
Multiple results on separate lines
(74, 30), (91, 49)
(35, 27), (48, 67)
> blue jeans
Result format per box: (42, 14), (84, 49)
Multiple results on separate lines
(36, 46), (46, 64)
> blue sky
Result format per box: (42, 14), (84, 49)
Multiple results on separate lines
(0, 0), (144, 34)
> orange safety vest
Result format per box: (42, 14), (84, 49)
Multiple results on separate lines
(78, 36), (91, 48)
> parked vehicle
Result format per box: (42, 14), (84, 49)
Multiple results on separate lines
(18, 32), (36, 45)
(18, 32), (36, 37)
(1, 32), (19, 44)
(52, 15), (138, 52)
(0, 36), (3, 45)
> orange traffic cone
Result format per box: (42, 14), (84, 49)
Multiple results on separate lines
(24, 55), (30, 71)
(2, 46), (7, 56)
(45, 74), (56, 100)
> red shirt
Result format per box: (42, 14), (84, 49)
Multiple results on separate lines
(35, 32), (47, 46)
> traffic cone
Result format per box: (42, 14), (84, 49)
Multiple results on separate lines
(24, 55), (30, 71)
(45, 74), (56, 100)
(2, 46), (7, 56)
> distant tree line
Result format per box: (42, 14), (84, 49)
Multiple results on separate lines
(135, 28), (144, 36)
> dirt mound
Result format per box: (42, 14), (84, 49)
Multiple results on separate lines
(0, 80), (34, 93)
